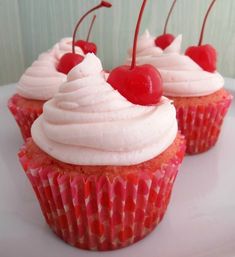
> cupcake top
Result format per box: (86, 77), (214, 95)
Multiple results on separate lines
(127, 30), (224, 97)
(51, 37), (84, 60)
(17, 38), (84, 101)
(32, 53), (177, 166)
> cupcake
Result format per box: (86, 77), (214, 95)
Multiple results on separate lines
(126, 0), (233, 154)
(127, 30), (232, 154)
(8, 39), (84, 141)
(8, 1), (112, 141)
(19, 1), (185, 250)
(19, 52), (185, 250)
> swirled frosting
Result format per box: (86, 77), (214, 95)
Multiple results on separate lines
(51, 37), (84, 60)
(32, 53), (178, 166)
(17, 52), (66, 100)
(127, 30), (224, 97)
(17, 38), (84, 101)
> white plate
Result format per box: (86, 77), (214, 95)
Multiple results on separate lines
(0, 81), (235, 257)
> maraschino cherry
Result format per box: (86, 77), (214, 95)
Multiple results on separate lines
(57, 1), (112, 74)
(185, 0), (217, 72)
(75, 15), (97, 54)
(108, 0), (163, 106)
(155, 0), (177, 50)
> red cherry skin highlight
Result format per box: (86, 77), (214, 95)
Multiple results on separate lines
(75, 15), (97, 54)
(185, 0), (217, 72)
(108, 65), (163, 105)
(108, 0), (163, 106)
(185, 44), (217, 72)
(75, 40), (97, 54)
(57, 1), (111, 74)
(57, 53), (84, 74)
(155, 0), (177, 50)
(155, 33), (175, 50)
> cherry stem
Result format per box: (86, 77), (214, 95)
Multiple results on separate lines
(198, 0), (216, 46)
(86, 15), (96, 42)
(163, 0), (177, 34)
(72, 1), (112, 53)
(131, 0), (148, 70)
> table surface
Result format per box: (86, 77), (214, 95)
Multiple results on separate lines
(0, 80), (235, 257)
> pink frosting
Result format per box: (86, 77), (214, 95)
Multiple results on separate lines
(127, 30), (224, 97)
(17, 38), (84, 101)
(32, 54), (177, 166)
(17, 52), (66, 100)
(51, 37), (84, 60)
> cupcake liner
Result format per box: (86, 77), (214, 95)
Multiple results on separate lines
(175, 94), (232, 154)
(18, 136), (185, 251)
(8, 94), (43, 141)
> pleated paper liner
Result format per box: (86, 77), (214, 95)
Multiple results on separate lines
(171, 91), (232, 154)
(8, 94), (44, 141)
(18, 134), (185, 251)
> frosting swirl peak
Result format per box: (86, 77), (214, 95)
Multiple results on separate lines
(17, 38), (84, 101)
(32, 54), (177, 166)
(52, 37), (84, 60)
(17, 52), (66, 100)
(127, 31), (224, 97)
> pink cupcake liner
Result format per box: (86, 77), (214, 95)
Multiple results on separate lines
(18, 136), (185, 251)
(8, 95), (43, 141)
(175, 94), (232, 154)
